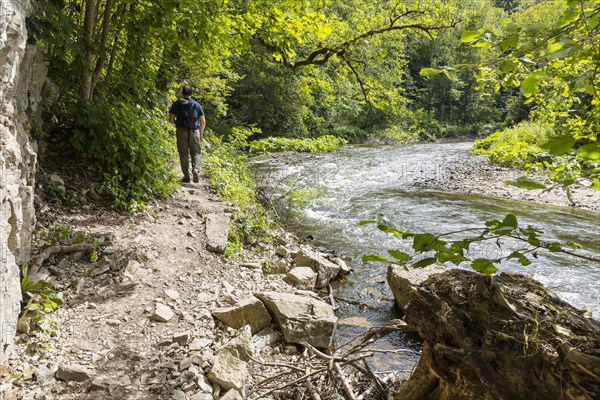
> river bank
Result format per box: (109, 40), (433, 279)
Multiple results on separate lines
(419, 141), (599, 212)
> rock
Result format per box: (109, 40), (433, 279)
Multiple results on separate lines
(283, 267), (317, 290)
(151, 303), (174, 322)
(189, 338), (211, 351)
(33, 364), (54, 385)
(88, 376), (118, 392)
(293, 248), (340, 288)
(275, 245), (291, 258)
(331, 257), (351, 274)
(172, 389), (187, 400)
(165, 289), (180, 301)
(387, 263), (446, 313)
(252, 327), (282, 351)
(212, 296), (271, 334)
(255, 291), (337, 348)
(221, 389), (244, 400)
(196, 373), (213, 394)
(220, 325), (254, 361)
(56, 364), (95, 382)
(207, 351), (249, 393)
(190, 393), (213, 400)
(395, 270), (600, 400)
(205, 213), (231, 254)
(173, 331), (191, 346)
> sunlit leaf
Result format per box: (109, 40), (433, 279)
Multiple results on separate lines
(388, 250), (411, 262)
(362, 255), (388, 263)
(412, 257), (437, 268)
(504, 177), (547, 190)
(420, 68), (443, 77)
(471, 258), (498, 274)
(577, 143), (600, 161)
(539, 135), (576, 155)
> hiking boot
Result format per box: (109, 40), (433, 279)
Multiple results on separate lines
(181, 176), (191, 183)
(192, 171), (199, 183)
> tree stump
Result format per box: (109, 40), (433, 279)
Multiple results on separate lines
(396, 269), (600, 400)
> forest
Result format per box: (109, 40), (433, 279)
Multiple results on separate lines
(27, 0), (599, 210)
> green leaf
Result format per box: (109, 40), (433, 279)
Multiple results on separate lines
(509, 251), (532, 266)
(566, 241), (582, 249)
(521, 77), (540, 96)
(500, 35), (519, 51)
(461, 30), (485, 42)
(361, 255), (389, 263)
(471, 258), (498, 274)
(577, 144), (600, 161)
(412, 257), (437, 268)
(504, 177), (547, 190)
(548, 243), (562, 252)
(420, 68), (443, 77)
(442, 69), (458, 81)
(539, 135), (576, 155)
(412, 233), (436, 252)
(591, 179), (600, 190)
(89, 252), (98, 262)
(500, 60), (518, 74)
(387, 250), (411, 262)
(501, 214), (518, 228)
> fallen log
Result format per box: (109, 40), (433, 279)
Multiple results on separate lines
(396, 269), (600, 400)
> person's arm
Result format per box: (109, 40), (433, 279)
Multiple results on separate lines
(199, 115), (206, 140)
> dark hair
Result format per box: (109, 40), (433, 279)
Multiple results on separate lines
(182, 84), (193, 97)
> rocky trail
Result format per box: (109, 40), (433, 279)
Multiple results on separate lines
(0, 177), (363, 400)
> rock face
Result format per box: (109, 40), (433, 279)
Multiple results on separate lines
(255, 291), (337, 348)
(283, 267), (317, 290)
(1, 0), (46, 363)
(293, 248), (340, 288)
(396, 270), (600, 400)
(205, 213), (231, 254)
(212, 296), (271, 334)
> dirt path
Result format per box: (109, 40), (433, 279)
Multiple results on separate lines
(2, 178), (291, 400)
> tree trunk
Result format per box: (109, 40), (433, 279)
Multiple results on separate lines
(90, 0), (115, 98)
(78, 0), (97, 109)
(396, 269), (600, 400)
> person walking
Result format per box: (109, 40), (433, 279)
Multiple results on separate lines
(169, 84), (206, 183)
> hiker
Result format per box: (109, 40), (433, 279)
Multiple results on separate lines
(169, 84), (206, 183)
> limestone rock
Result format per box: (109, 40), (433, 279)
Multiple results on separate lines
(252, 327), (282, 351)
(212, 296), (271, 334)
(207, 351), (249, 393)
(56, 364), (95, 382)
(255, 291), (337, 348)
(205, 213), (231, 254)
(151, 303), (174, 322)
(220, 325), (254, 361)
(387, 264), (446, 313)
(331, 257), (351, 274)
(173, 331), (191, 346)
(284, 267), (317, 290)
(221, 389), (244, 400)
(293, 248), (340, 288)
(87, 376), (119, 392)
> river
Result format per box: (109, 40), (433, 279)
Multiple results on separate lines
(252, 141), (600, 371)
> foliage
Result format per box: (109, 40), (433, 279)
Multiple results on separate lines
(248, 135), (348, 154)
(361, 213), (599, 274)
(203, 131), (274, 257)
(71, 97), (179, 211)
(20, 264), (64, 327)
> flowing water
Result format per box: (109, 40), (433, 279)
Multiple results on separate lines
(253, 141), (600, 372)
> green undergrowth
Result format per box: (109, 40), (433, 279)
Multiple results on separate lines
(203, 130), (274, 258)
(472, 121), (597, 183)
(248, 134), (347, 154)
(72, 97), (179, 212)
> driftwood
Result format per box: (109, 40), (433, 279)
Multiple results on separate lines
(249, 323), (410, 400)
(395, 269), (600, 400)
(28, 243), (96, 279)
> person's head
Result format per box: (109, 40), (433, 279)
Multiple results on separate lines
(182, 84), (193, 98)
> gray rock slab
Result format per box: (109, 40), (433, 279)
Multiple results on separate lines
(207, 351), (248, 393)
(151, 303), (174, 322)
(284, 267), (317, 290)
(387, 264), (447, 312)
(255, 291), (337, 348)
(293, 248), (340, 288)
(205, 213), (231, 254)
(56, 364), (95, 382)
(212, 296), (271, 334)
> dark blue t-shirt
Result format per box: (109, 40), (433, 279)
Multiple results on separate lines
(169, 98), (204, 130)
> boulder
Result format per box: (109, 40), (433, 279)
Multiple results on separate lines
(387, 263), (446, 313)
(283, 267), (317, 290)
(293, 248), (340, 288)
(212, 296), (271, 334)
(219, 325), (254, 361)
(255, 291), (337, 348)
(396, 269), (600, 400)
(207, 351), (249, 393)
(56, 364), (95, 382)
(205, 213), (231, 254)
(331, 257), (351, 274)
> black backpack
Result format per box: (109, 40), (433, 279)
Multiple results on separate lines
(176, 98), (197, 129)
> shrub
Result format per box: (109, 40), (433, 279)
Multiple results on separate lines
(72, 97), (178, 211)
(247, 135), (347, 154)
